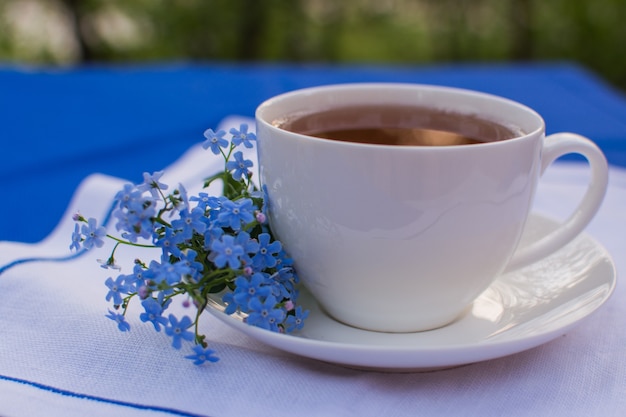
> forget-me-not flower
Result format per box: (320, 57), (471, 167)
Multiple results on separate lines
(81, 217), (107, 249)
(138, 171), (168, 199)
(114, 183), (142, 209)
(285, 306), (310, 333)
(234, 230), (259, 266)
(178, 249), (204, 280)
(190, 192), (221, 211)
(185, 345), (219, 365)
(70, 223), (82, 251)
(114, 198), (156, 242)
(226, 151), (254, 181)
(210, 235), (244, 269)
(231, 273), (272, 309)
(106, 310), (130, 332)
(139, 298), (168, 332)
(155, 227), (185, 258)
(216, 198), (255, 231)
(247, 295), (286, 332)
(229, 124), (256, 148)
(202, 128), (228, 155)
(165, 315), (195, 349)
(252, 232), (281, 269)
(171, 206), (207, 239)
(105, 275), (130, 306)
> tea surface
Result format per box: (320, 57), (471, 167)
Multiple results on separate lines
(275, 105), (521, 146)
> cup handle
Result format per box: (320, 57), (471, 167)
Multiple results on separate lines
(504, 132), (609, 272)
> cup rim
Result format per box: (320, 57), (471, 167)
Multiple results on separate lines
(255, 82), (546, 149)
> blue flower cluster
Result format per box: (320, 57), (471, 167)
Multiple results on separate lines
(71, 124), (308, 365)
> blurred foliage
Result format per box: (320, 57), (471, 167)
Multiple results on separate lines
(0, 0), (625, 89)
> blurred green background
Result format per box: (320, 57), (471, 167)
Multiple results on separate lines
(1, 0), (624, 89)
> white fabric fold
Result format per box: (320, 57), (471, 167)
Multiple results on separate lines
(0, 117), (624, 417)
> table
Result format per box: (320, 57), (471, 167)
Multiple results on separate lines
(1, 62), (625, 417)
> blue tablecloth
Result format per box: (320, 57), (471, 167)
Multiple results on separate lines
(2, 61), (626, 243)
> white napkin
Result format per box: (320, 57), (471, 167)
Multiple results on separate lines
(0, 117), (624, 417)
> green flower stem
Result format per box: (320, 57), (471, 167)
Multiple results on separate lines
(193, 307), (205, 347)
(241, 219), (260, 233)
(153, 216), (172, 229)
(121, 292), (136, 315)
(199, 268), (238, 290)
(106, 233), (155, 248)
(156, 186), (169, 205)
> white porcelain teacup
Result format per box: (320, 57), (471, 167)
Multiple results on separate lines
(255, 83), (608, 333)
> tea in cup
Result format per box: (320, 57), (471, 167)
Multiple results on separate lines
(255, 83), (608, 333)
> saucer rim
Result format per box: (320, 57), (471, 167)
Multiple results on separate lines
(204, 214), (617, 371)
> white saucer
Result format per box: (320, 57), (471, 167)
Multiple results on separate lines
(205, 213), (616, 372)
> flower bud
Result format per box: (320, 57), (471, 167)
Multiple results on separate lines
(255, 211), (267, 224)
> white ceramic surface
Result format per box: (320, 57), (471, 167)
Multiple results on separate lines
(255, 83), (609, 332)
(205, 213), (616, 372)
